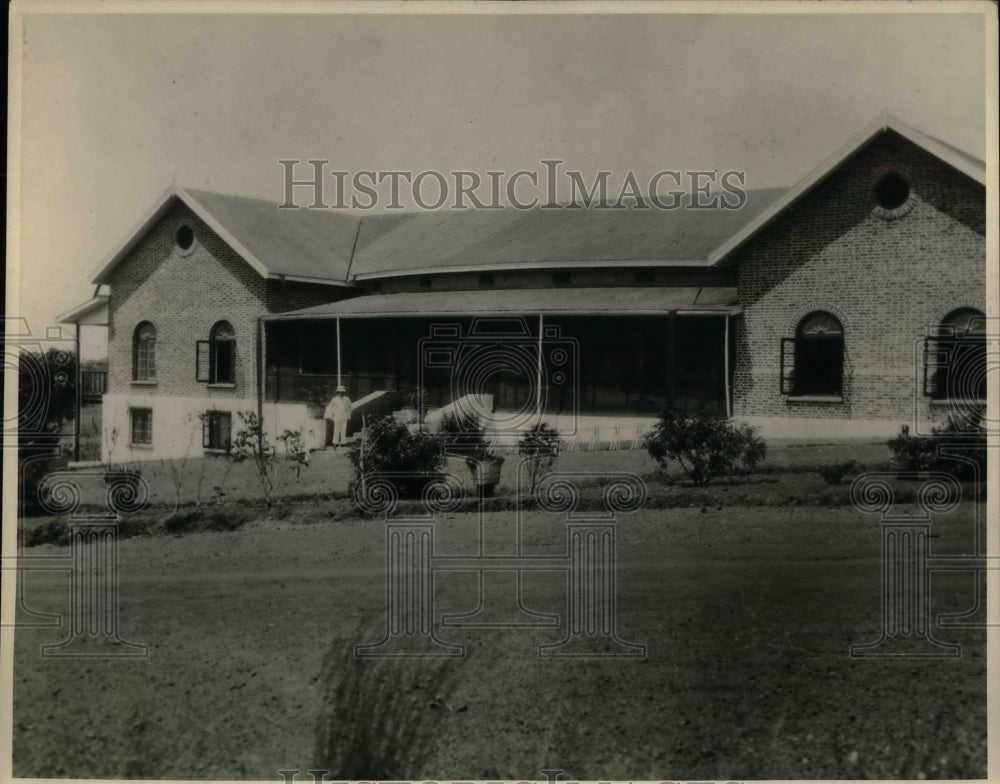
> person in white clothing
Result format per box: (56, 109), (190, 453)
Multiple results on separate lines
(325, 385), (353, 448)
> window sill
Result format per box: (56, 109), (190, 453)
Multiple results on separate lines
(131, 380), (158, 387)
(129, 443), (154, 449)
(786, 395), (844, 404)
(207, 383), (236, 390)
(929, 398), (985, 407)
(203, 448), (229, 455)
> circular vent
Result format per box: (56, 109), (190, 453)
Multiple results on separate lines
(874, 173), (911, 211)
(176, 225), (195, 251)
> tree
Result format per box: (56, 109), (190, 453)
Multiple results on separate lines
(18, 348), (77, 517)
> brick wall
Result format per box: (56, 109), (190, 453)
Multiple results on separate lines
(732, 130), (985, 431)
(106, 200), (345, 416)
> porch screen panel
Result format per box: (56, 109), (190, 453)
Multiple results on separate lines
(548, 316), (672, 414)
(673, 316), (726, 414)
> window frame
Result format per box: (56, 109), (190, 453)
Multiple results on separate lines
(129, 407), (153, 446)
(780, 311), (845, 399)
(132, 322), (157, 382)
(924, 308), (986, 401)
(197, 321), (237, 385)
(202, 410), (232, 452)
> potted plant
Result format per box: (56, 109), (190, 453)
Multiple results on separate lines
(349, 414), (445, 502)
(438, 411), (505, 498)
(304, 385), (330, 419)
(887, 424), (935, 478)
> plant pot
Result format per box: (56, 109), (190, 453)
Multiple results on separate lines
(888, 453), (908, 474)
(305, 404), (326, 419)
(467, 456), (505, 498)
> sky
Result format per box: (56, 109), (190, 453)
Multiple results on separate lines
(9, 6), (992, 357)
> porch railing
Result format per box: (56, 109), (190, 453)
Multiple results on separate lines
(81, 370), (107, 402)
(264, 370), (723, 415)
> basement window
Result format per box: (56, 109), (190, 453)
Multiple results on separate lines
(129, 407), (153, 446)
(202, 411), (233, 452)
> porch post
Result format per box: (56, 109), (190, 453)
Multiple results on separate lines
(257, 317), (265, 433)
(73, 320), (81, 462)
(536, 313), (544, 423)
(667, 311), (677, 407)
(336, 317), (342, 388)
(724, 315), (731, 418)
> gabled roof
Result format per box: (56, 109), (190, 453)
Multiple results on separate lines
(346, 189), (788, 279)
(57, 295), (109, 325)
(89, 114), (984, 287)
(90, 187), (361, 286)
(708, 113), (986, 264)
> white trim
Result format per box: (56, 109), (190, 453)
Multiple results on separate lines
(264, 307), (741, 321)
(56, 295), (110, 325)
(350, 258), (712, 280)
(269, 274), (356, 288)
(177, 188), (272, 279)
(930, 398), (986, 408)
(707, 113), (985, 265)
(89, 185), (178, 284)
(90, 186), (355, 287)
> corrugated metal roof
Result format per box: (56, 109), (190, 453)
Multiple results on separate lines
(90, 115), (983, 286)
(183, 189), (362, 282)
(266, 286), (739, 319)
(348, 190), (788, 278)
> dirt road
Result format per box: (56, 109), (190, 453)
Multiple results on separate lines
(12, 503), (986, 779)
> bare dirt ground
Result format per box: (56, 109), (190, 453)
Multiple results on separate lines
(12, 497), (986, 780)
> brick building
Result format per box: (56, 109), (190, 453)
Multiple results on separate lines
(60, 116), (987, 462)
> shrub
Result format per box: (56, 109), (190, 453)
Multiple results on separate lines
(517, 422), (562, 494)
(23, 518), (70, 548)
(644, 408), (766, 485)
(229, 412), (310, 506)
(437, 411), (492, 463)
(889, 405), (987, 482)
(163, 509), (202, 534)
(819, 459), (858, 486)
(350, 415), (444, 500)
(18, 447), (62, 518)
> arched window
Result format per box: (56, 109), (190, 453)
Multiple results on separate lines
(133, 322), (157, 381)
(780, 312), (844, 397)
(926, 308), (985, 400)
(197, 321), (236, 384)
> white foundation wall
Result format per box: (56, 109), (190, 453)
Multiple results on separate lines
(102, 394), (905, 464)
(102, 394), (317, 463)
(734, 415), (908, 442)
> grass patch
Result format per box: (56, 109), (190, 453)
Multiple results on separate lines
(313, 631), (461, 779)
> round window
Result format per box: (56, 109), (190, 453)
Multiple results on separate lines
(874, 173), (911, 211)
(176, 225), (195, 251)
